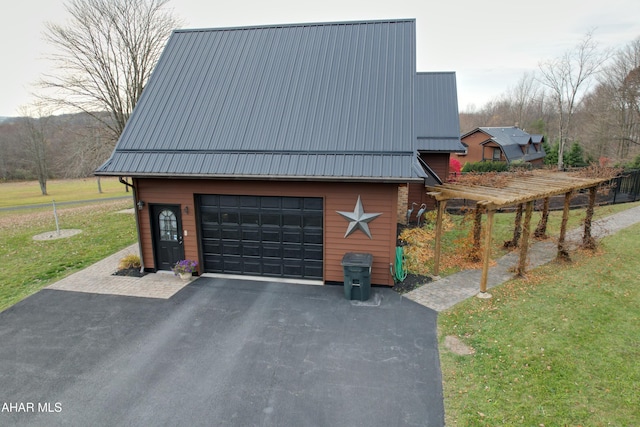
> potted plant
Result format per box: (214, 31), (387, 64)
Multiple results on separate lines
(172, 259), (198, 280)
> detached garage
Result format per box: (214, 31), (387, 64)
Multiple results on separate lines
(96, 19), (464, 286)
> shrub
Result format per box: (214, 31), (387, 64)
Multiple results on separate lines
(461, 161), (509, 173)
(118, 254), (141, 270)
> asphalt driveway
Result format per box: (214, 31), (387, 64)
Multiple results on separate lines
(0, 278), (443, 426)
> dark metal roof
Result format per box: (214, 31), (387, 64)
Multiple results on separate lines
(96, 19), (425, 180)
(414, 72), (466, 153)
(471, 127), (547, 163)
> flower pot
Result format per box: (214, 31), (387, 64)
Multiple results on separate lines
(179, 272), (192, 280)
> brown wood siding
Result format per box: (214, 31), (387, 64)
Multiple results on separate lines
(134, 179), (397, 286)
(457, 130), (488, 164)
(422, 153), (450, 183)
(406, 153), (450, 213)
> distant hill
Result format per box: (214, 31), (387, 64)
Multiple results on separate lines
(0, 116), (18, 124)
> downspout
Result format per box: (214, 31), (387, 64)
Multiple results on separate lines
(119, 177), (145, 272)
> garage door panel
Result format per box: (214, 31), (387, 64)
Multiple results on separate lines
(242, 244), (261, 257)
(261, 213), (280, 226)
(262, 229), (281, 242)
(303, 230), (323, 244)
(282, 230), (302, 243)
(263, 262), (283, 276)
(283, 245), (303, 259)
(263, 245), (282, 258)
(304, 216), (322, 228)
(202, 227), (222, 239)
(222, 228), (241, 240)
(304, 263), (323, 278)
(202, 240), (221, 255)
(223, 242), (241, 256)
(305, 246), (323, 260)
(199, 195), (323, 280)
(283, 262), (303, 277)
(243, 259), (262, 274)
(242, 228), (260, 241)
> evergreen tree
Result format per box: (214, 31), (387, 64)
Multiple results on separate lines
(566, 142), (587, 167)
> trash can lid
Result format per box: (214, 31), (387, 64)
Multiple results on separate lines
(341, 252), (373, 267)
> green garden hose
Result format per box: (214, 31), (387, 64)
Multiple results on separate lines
(394, 246), (408, 282)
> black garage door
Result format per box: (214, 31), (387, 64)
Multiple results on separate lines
(198, 195), (323, 279)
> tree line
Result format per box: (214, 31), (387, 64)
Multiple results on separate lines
(2, 1), (639, 194)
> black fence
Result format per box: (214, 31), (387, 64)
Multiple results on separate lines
(610, 169), (640, 204)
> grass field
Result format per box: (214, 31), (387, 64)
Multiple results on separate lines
(0, 177), (130, 208)
(438, 219), (640, 425)
(0, 196), (136, 312)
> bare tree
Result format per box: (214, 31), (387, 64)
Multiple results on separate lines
(605, 38), (640, 157)
(40, 0), (182, 142)
(506, 72), (541, 128)
(538, 30), (608, 170)
(17, 105), (54, 195)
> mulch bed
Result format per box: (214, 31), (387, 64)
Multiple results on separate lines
(112, 267), (147, 278)
(392, 273), (432, 294)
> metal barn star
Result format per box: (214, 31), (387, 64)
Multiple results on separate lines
(336, 196), (382, 239)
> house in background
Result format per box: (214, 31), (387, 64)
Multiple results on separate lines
(457, 126), (546, 166)
(96, 19), (463, 286)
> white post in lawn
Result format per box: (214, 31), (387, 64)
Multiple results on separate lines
(53, 199), (60, 235)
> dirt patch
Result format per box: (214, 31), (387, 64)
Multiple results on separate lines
(444, 335), (475, 355)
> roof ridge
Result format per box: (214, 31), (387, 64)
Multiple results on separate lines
(174, 18), (416, 34)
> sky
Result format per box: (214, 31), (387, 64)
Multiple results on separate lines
(2, 0), (640, 117)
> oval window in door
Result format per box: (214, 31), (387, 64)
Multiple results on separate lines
(159, 209), (178, 241)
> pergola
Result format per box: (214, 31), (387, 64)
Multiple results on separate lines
(426, 170), (611, 297)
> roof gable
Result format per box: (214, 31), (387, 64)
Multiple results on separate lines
(98, 19), (422, 180)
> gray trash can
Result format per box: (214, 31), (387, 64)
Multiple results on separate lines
(341, 253), (373, 301)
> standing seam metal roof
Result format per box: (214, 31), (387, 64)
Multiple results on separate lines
(95, 19), (457, 180)
(414, 72), (465, 153)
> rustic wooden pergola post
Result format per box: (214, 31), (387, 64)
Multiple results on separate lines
(534, 197), (550, 238)
(582, 186), (598, 250)
(478, 204), (495, 298)
(432, 200), (447, 277)
(516, 201), (534, 276)
(471, 203), (484, 261)
(557, 190), (573, 261)
(505, 203), (523, 248)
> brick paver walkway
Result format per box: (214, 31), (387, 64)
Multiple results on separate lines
(405, 205), (640, 312)
(47, 244), (191, 299)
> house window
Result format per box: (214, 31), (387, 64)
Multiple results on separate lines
(159, 210), (178, 241)
(492, 148), (501, 161)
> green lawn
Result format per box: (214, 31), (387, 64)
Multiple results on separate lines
(427, 201), (640, 277)
(438, 219), (640, 425)
(0, 177), (130, 208)
(0, 198), (137, 312)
